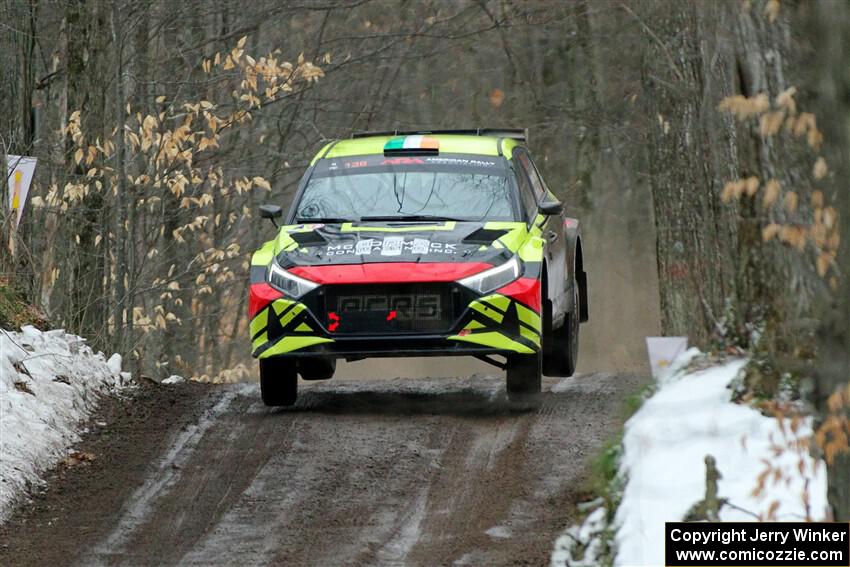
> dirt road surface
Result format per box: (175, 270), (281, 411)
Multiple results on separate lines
(0, 372), (643, 566)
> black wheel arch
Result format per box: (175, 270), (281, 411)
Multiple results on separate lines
(574, 236), (589, 323)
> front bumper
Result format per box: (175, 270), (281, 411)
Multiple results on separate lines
(248, 279), (541, 360)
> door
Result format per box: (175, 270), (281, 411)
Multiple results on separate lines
(514, 149), (569, 322)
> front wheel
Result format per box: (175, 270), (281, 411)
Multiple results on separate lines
(506, 351), (542, 399)
(259, 357), (298, 406)
(543, 279), (580, 377)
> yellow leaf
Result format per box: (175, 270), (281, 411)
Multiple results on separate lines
(95, 234), (102, 247)
(74, 148), (84, 164)
(811, 190), (824, 208)
(237, 35), (247, 49)
(156, 95), (166, 104)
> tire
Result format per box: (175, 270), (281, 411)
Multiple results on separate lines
(259, 357), (298, 406)
(543, 279), (580, 377)
(506, 350), (542, 399)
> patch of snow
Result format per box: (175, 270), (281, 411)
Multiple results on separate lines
(614, 351), (827, 567)
(161, 374), (185, 385)
(107, 353), (123, 375)
(0, 326), (130, 521)
(485, 525), (512, 539)
(551, 506), (608, 567)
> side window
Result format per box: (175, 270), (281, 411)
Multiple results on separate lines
(514, 165), (537, 222)
(518, 151), (547, 200)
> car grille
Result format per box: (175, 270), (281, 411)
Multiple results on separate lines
(322, 283), (458, 335)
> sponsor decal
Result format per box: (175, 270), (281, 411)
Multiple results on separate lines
(424, 157), (498, 168)
(355, 238), (374, 255)
(381, 236), (404, 256)
(381, 157), (425, 165)
(325, 237), (458, 256)
(411, 238), (430, 254)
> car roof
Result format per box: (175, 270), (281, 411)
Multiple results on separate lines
(311, 134), (523, 165)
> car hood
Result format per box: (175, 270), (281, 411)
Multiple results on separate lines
(272, 220), (527, 269)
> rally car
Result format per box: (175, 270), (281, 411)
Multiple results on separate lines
(249, 129), (588, 405)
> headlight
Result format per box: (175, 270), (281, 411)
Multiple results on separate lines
(268, 260), (318, 298)
(458, 256), (520, 294)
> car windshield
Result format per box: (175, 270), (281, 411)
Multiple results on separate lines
(294, 154), (516, 222)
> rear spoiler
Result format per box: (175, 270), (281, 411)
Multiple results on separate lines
(351, 128), (528, 143)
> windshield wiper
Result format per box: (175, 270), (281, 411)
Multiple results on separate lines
(294, 217), (351, 224)
(359, 215), (469, 222)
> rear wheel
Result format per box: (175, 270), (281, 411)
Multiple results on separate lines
(506, 350), (542, 399)
(259, 357), (298, 406)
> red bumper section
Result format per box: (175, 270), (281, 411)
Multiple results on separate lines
(249, 282), (283, 319)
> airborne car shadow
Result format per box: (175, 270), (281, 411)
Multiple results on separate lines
(261, 378), (549, 417)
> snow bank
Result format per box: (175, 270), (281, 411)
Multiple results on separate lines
(0, 326), (131, 521)
(551, 505), (609, 566)
(614, 350), (827, 567)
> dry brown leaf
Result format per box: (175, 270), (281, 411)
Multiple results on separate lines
(813, 157), (828, 180)
(810, 224), (827, 248)
(759, 111), (784, 137)
(811, 190), (824, 208)
(762, 223), (781, 242)
(488, 88), (505, 109)
(764, 0), (780, 22)
(783, 191), (798, 214)
(745, 176), (760, 197)
(823, 207), (837, 229)
(827, 231), (840, 252)
(808, 127), (824, 150)
(62, 451), (96, 467)
(14, 381), (34, 395)
(816, 253), (832, 277)
(721, 181), (737, 203)
(775, 86), (797, 113)
(763, 179), (780, 207)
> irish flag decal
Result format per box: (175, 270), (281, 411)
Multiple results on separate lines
(384, 135), (440, 151)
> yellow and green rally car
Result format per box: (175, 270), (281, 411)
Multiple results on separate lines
(249, 129), (588, 405)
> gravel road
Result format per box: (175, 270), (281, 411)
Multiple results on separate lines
(0, 371), (644, 567)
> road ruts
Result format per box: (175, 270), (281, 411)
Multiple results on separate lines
(0, 372), (645, 567)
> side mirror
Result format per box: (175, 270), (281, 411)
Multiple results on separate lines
(538, 199), (564, 216)
(259, 204), (283, 227)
